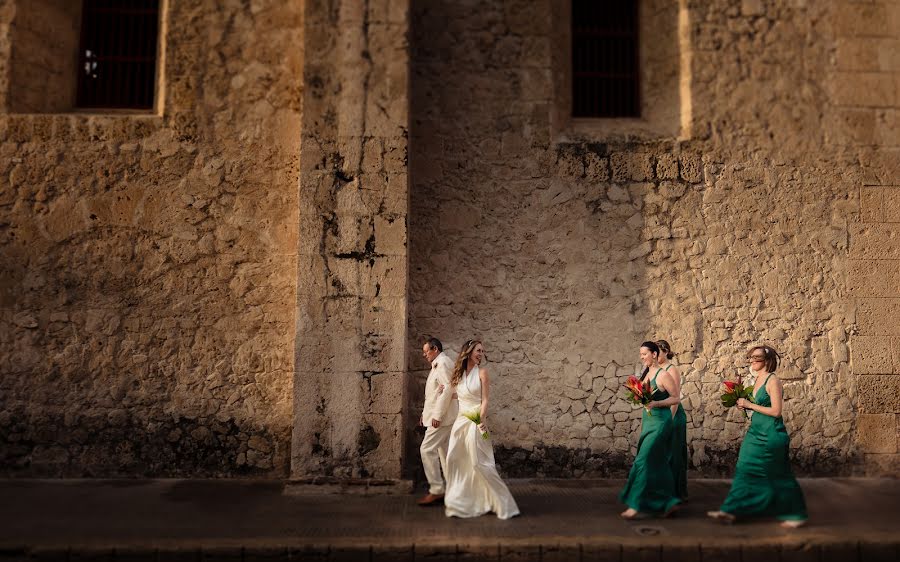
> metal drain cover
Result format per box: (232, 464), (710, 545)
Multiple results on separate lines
(633, 525), (664, 536)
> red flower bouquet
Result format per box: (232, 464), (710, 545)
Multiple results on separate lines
(720, 379), (755, 418)
(624, 375), (654, 416)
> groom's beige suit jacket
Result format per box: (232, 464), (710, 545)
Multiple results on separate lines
(421, 352), (455, 425)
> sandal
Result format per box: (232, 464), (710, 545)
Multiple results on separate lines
(707, 510), (736, 524)
(620, 508), (649, 520)
(780, 519), (807, 529)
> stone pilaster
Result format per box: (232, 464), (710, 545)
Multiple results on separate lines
(292, 0), (410, 479)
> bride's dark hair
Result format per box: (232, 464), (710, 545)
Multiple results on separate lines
(640, 341), (661, 381)
(451, 339), (482, 387)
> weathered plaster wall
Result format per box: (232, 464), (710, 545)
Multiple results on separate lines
(0, 0), (302, 476)
(291, 0), (410, 480)
(408, 0), (896, 477)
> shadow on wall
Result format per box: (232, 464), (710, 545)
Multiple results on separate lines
(0, 408), (291, 478)
(405, 1), (652, 480)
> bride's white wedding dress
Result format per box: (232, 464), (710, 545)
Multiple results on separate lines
(444, 365), (520, 519)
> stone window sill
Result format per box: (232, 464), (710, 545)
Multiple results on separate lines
(555, 118), (681, 144)
(0, 113), (165, 142)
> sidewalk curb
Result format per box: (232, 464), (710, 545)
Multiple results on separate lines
(0, 539), (897, 562)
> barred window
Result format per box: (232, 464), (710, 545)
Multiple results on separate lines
(571, 0), (640, 118)
(76, 0), (160, 110)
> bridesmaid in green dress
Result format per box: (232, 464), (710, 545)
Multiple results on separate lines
(657, 340), (688, 502)
(619, 341), (683, 519)
(708, 345), (808, 528)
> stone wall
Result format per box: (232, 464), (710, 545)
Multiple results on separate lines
(836, 0), (900, 474)
(1, 0), (896, 480)
(407, 0), (894, 477)
(0, 0), (303, 476)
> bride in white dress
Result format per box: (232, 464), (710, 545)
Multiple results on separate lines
(444, 339), (520, 519)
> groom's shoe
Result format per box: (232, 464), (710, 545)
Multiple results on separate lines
(417, 493), (444, 506)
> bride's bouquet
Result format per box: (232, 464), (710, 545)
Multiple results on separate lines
(623, 375), (654, 416)
(720, 379), (755, 418)
(462, 410), (490, 439)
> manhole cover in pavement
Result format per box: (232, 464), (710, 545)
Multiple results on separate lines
(633, 525), (665, 536)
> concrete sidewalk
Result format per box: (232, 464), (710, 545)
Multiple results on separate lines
(0, 478), (897, 561)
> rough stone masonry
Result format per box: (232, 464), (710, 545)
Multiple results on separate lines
(0, 0), (898, 479)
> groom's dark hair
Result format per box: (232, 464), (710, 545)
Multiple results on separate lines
(424, 336), (443, 352)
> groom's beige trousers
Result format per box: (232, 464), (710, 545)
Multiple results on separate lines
(420, 399), (458, 495)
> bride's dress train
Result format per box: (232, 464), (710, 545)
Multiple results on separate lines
(443, 365), (520, 519)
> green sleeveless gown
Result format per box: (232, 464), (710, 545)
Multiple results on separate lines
(619, 368), (681, 514)
(667, 364), (688, 500)
(720, 374), (807, 521)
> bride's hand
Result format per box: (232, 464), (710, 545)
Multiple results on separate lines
(478, 423), (487, 433)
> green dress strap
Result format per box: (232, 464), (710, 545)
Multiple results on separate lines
(757, 373), (774, 399)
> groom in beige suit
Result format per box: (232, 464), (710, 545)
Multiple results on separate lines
(417, 336), (457, 506)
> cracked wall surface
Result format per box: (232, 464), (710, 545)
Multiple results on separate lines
(0, 0), (302, 476)
(291, 0), (410, 479)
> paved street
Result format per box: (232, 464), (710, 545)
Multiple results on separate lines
(0, 478), (898, 560)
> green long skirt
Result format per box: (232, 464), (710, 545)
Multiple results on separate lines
(720, 388), (807, 520)
(619, 406), (681, 514)
(671, 404), (688, 501)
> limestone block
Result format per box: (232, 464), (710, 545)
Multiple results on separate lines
(830, 2), (892, 38)
(863, 453), (900, 476)
(374, 215), (406, 256)
(831, 109), (878, 146)
(858, 298), (900, 336)
(850, 223), (900, 260)
(848, 259), (900, 297)
(852, 336), (895, 374)
(556, 152), (583, 179)
(367, 372), (404, 415)
(656, 153), (678, 180)
(893, 339), (900, 373)
(882, 187), (900, 223)
(829, 72), (896, 107)
(610, 153), (629, 183)
(880, 38), (900, 72)
(366, 256), (408, 298)
(857, 375), (900, 414)
(835, 37), (880, 72)
(856, 414), (897, 454)
(359, 413), (403, 477)
(679, 153), (702, 184)
(585, 153), (609, 181)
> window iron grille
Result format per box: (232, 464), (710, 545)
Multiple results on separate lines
(76, 0), (160, 110)
(572, 0), (640, 118)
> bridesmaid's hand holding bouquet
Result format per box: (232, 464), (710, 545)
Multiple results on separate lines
(623, 375), (654, 416)
(721, 380), (755, 418)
